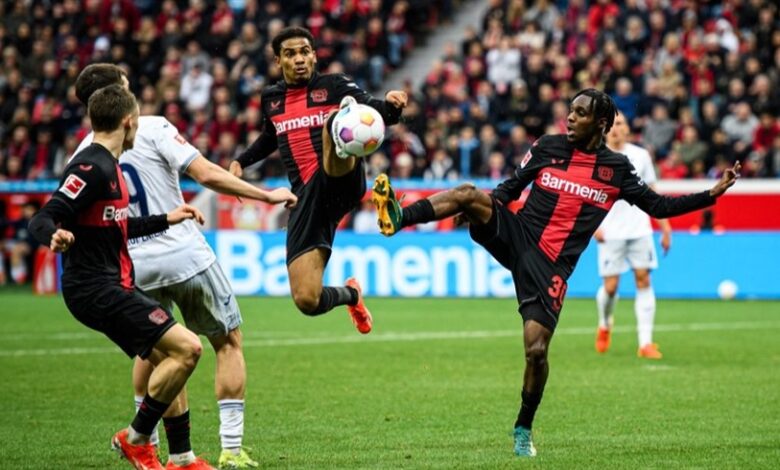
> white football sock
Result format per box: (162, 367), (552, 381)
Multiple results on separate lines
(219, 399), (245, 451)
(134, 395), (159, 446)
(635, 287), (656, 346)
(596, 285), (618, 329)
(169, 451), (196, 466)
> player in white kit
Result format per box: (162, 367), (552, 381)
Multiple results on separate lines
(593, 112), (671, 360)
(75, 64), (297, 469)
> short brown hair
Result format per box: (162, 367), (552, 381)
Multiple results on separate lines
(88, 84), (137, 132)
(75, 63), (127, 105)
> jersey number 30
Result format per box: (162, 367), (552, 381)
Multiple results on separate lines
(120, 163), (150, 216)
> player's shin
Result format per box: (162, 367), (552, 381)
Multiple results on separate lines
(130, 394), (170, 444)
(218, 399), (245, 452)
(635, 287), (656, 346)
(163, 410), (196, 466)
(135, 395), (160, 446)
(400, 199), (435, 228)
(596, 285), (617, 329)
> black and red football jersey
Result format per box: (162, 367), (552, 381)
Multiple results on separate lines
(492, 135), (715, 274)
(29, 144), (169, 290)
(237, 73), (402, 193)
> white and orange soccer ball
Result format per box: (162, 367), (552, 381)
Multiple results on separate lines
(331, 101), (385, 158)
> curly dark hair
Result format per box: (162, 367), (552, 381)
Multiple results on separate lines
(572, 88), (619, 135)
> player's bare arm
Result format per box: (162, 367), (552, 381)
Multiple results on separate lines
(187, 155), (296, 207)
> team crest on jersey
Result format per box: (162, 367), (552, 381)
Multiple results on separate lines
(59, 174), (87, 199)
(148, 308), (169, 325)
(310, 89), (328, 103)
(597, 166), (614, 181)
(520, 150), (533, 168)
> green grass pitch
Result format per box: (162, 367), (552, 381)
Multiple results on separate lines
(1, 290), (778, 469)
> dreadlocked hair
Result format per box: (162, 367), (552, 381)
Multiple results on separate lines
(572, 88), (619, 135)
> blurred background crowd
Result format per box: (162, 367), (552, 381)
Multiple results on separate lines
(1, 0), (779, 185)
(0, 0), (779, 285)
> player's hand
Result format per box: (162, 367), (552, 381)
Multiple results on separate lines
(167, 204), (205, 226)
(228, 161), (243, 178)
(50, 229), (74, 253)
(593, 229), (605, 243)
(709, 161), (741, 197)
(268, 188), (298, 209)
(661, 230), (671, 255)
(453, 213), (469, 227)
(385, 90), (408, 109)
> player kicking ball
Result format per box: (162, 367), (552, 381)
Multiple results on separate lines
(29, 85), (209, 470)
(72, 63), (298, 469)
(593, 112), (672, 359)
(230, 26), (407, 332)
(371, 89), (740, 457)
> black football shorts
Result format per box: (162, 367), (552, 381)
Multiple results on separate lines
(469, 198), (571, 331)
(286, 161), (366, 264)
(63, 284), (176, 359)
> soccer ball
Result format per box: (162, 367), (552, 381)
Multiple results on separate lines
(717, 280), (738, 300)
(331, 103), (385, 158)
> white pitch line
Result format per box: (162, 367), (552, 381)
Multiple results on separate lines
(1, 321), (779, 358)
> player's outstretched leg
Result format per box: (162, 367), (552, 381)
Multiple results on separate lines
(345, 277), (372, 334)
(288, 249), (370, 333)
(372, 174), (493, 236)
(322, 96), (359, 178)
(209, 329), (259, 469)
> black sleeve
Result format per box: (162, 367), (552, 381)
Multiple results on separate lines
(235, 100), (278, 169)
(491, 139), (546, 204)
(29, 198), (73, 246)
(620, 163), (716, 217)
(334, 74), (403, 126)
(128, 214), (170, 239)
(28, 164), (104, 246)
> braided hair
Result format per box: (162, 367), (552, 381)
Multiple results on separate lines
(572, 88), (619, 135)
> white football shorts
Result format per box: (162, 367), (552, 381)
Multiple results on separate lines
(597, 236), (658, 277)
(144, 261), (241, 337)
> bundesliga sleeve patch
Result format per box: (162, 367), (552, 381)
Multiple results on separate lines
(520, 150), (533, 168)
(59, 174), (87, 199)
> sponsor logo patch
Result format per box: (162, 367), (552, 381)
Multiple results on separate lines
(59, 174), (87, 199)
(174, 134), (187, 145)
(270, 100), (281, 111)
(310, 89), (328, 103)
(79, 164), (93, 171)
(597, 166), (614, 181)
(520, 151), (533, 168)
(148, 308), (169, 325)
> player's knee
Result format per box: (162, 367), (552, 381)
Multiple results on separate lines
(525, 343), (549, 368)
(180, 337), (203, 370)
(292, 290), (320, 316)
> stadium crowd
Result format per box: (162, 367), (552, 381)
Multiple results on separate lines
(1, 0), (779, 184)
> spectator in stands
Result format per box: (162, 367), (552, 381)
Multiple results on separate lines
(486, 36), (521, 90)
(722, 102), (760, 160)
(676, 125), (709, 172)
(658, 149), (689, 179)
(611, 78), (639, 123)
(4, 200), (39, 284)
(424, 148), (457, 181)
(642, 105), (678, 159)
(179, 62), (213, 113)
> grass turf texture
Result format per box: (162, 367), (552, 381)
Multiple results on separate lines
(0, 290), (778, 469)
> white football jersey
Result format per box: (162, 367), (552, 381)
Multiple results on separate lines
(599, 143), (658, 240)
(75, 116), (216, 289)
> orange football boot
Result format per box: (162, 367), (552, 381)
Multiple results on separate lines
(637, 343), (663, 359)
(595, 327), (611, 353)
(111, 428), (164, 470)
(345, 277), (372, 334)
(165, 457), (216, 469)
